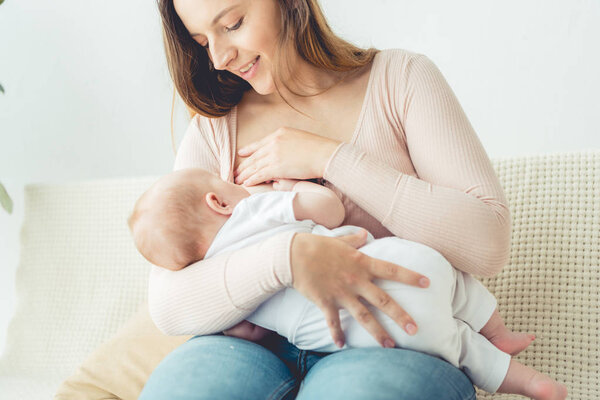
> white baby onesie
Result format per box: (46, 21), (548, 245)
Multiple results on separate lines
(204, 191), (511, 393)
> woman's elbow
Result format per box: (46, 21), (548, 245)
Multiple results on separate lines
(479, 221), (512, 278)
(148, 301), (178, 336)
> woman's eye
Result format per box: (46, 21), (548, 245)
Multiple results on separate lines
(225, 18), (243, 33)
(200, 17), (243, 48)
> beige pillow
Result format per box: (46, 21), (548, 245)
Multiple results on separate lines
(54, 302), (192, 400)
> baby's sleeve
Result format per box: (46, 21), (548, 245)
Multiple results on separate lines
(246, 191), (298, 225)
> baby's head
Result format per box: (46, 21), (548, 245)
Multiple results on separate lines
(128, 168), (246, 271)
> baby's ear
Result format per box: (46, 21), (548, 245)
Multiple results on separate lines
(204, 192), (233, 215)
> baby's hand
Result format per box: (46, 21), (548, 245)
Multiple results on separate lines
(273, 178), (300, 191)
(223, 320), (272, 342)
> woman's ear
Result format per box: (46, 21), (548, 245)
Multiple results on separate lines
(205, 192), (234, 216)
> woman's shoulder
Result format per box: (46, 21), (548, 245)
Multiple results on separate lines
(371, 48), (442, 94)
(373, 48), (431, 73)
(189, 109), (233, 145)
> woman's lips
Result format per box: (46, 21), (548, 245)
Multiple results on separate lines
(240, 56), (260, 80)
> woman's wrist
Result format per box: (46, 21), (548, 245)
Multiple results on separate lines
(317, 139), (344, 177)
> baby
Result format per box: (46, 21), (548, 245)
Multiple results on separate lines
(128, 167), (567, 400)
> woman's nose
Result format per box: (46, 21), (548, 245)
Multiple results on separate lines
(211, 45), (236, 71)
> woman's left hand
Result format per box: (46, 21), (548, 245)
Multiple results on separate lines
(234, 127), (341, 186)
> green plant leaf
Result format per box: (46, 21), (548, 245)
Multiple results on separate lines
(0, 182), (13, 214)
(0, 83), (4, 94)
(0, 0), (5, 6)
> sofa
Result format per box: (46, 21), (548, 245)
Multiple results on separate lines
(0, 149), (598, 400)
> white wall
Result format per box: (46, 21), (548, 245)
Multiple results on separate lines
(1, 0), (599, 355)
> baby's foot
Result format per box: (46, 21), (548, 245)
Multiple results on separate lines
(498, 359), (567, 400)
(489, 331), (535, 356)
(525, 372), (568, 400)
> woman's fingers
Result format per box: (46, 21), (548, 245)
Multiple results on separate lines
(321, 305), (345, 348)
(357, 282), (418, 336)
(369, 257), (430, 288)
(336, 229), (368, 249)
(341, 295), (396, 348)
(235, 147), (268, 183)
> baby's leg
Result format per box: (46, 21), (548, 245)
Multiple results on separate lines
(451, 318), (567, 398)
(480, 308), (535, 356)
(452, 269), (535, 356)
(498, 359), (568, 400)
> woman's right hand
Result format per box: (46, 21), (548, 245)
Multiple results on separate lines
(290, 229), (430, 349)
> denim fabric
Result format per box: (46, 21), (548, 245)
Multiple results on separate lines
(139, 332), (476, 400)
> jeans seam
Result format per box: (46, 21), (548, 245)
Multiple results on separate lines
(466, 391), (477, 400)
(266, 377), (296, 400)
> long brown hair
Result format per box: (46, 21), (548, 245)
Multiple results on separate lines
(158, 0), (379, 142)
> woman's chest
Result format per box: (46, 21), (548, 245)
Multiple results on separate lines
(233, 72), (372, 171)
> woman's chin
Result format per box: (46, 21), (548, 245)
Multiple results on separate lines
(249, 77), (276, 96)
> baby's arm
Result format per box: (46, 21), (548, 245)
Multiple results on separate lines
(274, 179), (345, 229)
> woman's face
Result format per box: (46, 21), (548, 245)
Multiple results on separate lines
(173, 0), (283, 95)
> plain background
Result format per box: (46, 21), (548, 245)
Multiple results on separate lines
(0, 0), (599, 355)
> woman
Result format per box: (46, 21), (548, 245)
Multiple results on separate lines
(141, 0), (512, 398)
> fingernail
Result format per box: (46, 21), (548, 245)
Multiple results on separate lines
(336, 340), (344, 348)
(419, 277), (430, 287)
(406, 323), (417, 335)
(384, 338), (395, 348)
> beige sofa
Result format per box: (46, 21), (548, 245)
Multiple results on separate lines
(0, 150), (598, 399)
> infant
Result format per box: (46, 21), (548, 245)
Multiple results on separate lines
(128, 167), (567, 399)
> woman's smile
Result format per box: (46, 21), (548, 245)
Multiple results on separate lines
(239, 55), (260, 80)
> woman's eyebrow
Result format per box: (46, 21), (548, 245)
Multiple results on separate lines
(190, 5), (238, 37)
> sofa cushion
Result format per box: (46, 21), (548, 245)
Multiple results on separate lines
(0, 177), (161, 398)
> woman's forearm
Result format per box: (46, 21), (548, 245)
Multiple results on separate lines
(323, 143), (511, 278)
(148, 230), (297, 336)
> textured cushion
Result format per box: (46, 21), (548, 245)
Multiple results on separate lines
(0, 150), (598, 400)
(476, 150), (600, 400)
(0, 177), (162, 399)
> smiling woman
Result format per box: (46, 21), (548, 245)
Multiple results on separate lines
(138, 0), (535, 399)
(158, 0), (377, 117)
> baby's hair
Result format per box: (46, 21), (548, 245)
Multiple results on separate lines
(128, 177), (212, 270)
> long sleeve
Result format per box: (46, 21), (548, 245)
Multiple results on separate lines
(323, 54), (511, 278)
(148, 116), (296, 335)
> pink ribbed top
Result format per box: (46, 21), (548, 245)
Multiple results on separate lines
(148, 48), (511, 336)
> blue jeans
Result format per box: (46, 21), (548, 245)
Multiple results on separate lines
(139, 332), (476, 399)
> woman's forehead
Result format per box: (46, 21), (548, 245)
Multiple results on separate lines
(174, 0), (243, 36)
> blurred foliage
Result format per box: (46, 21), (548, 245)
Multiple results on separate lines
(0, 183), (13, 214)
(1, 1), (11, 214)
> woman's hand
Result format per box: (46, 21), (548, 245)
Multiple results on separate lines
(290, 229), (430, 349)
(223, 320), (272, 342)
(234, 127), (341, 186)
